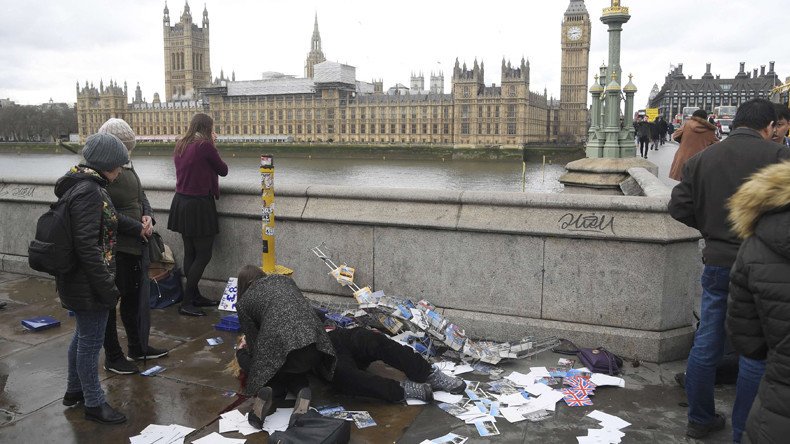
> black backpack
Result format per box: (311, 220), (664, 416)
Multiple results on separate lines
(28, 187), (78, 276)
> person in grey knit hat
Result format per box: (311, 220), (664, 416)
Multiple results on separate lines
(82, 133), (129, 173)
(95, 118), (169, 375)
(99, 118), (136, 153)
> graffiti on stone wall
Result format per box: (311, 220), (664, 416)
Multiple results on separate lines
(0, 184), (36, 199)
(558, 212), (615, 235)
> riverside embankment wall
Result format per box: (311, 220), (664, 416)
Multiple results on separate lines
(0, 172), (700, 362)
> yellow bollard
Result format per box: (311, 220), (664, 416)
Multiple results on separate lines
(260, 155), (293, 276)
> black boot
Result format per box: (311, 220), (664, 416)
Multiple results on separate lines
(84, 402), (126, 425)
(179, 304), (206, 316)
(63, 391), (84, 407)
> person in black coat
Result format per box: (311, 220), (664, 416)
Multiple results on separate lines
(727, 160), (790, 443)
(657, 117), (669, 145)
(635, 117), (651, 158)
(57, 133), (140, 425)
(668, 98), (790, 440)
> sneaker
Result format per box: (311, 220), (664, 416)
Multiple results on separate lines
(686, 413), (726, 439)
(63, 391), (84, 407)
(248, 387), (273, 430)
(127, 346), (169, 361)
(104, 357), (139, 375)
(426, 365), (466, 394)
(84, 402), (126, 425)
(400, 380), (433, 403)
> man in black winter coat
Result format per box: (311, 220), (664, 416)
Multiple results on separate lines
(668, 98), (790, 441)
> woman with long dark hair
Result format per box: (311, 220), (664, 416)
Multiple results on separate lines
(167, 113), (228, 316)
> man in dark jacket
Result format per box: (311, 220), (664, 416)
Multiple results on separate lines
(58, 133), (139, 425)
(727, 160), (790, 443)
(668, 98), (790, 441)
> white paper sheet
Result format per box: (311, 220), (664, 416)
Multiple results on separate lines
(406, 398), (428, 405)
(529, 367), (551, 378)
(434, 391), (464, 404)
(505, 371), (534, 387)
(498, 392), (530, 407)
(453, 364), (474, 375)
(500, 406), (529, 423)
(524, 383), (554, 396)
(262, 408), (293, 434)
(587, 410), (631, 430)
(192, 432), (246, 444)
(590, 373), (626, 388)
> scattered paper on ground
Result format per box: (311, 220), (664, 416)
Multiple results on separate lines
(129, 423), (195, 444)
(192, 432), (246, 444)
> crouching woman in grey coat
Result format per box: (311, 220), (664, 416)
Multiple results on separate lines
(235, 265), (337, 428)
(727, 160), (790, 444)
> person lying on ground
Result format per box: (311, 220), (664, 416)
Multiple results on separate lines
(232, 265), (466, 428)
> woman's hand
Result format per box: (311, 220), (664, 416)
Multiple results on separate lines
(211, 131), (218, 144)
(142, 215), (153, 238)
(237, 335), (247, 349)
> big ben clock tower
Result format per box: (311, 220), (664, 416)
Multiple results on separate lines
(559, 0), (591, 143)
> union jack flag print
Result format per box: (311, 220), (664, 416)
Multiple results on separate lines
(563, 391), (593, 407)
(562, 387), (594, 398)
(563, 376), (597, 392)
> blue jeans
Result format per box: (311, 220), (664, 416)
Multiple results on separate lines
(685, 266), (765, 441)
(732, 356), (765, 443)
(67, 309), (109, 408)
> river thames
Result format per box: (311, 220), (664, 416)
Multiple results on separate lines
(0, 144), (677, 192)
(0, 152), (570, 193)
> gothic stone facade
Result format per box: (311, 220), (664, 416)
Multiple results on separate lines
(650, 61), (781, 121)
(77, 1), (589, 146)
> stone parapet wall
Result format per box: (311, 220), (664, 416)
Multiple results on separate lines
(0, 175), (701, 362)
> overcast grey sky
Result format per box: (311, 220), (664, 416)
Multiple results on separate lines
(1, 0), (786, 108)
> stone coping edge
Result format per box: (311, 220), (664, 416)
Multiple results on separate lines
(2, 175), (674, 213)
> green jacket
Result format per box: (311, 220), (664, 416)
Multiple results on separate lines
(106, 164), (152, 256)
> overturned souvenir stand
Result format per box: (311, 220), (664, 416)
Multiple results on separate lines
(0, 169), (700, 362)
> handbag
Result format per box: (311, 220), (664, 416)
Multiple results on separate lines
(577, 347), (623, 376)
(149, 266), (183, 309)
(553, 339), (623, 376)
(148, 232), (165, 263)
(268, 410), (350, 444)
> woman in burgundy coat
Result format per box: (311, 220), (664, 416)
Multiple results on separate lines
(167, 113), (228, 316)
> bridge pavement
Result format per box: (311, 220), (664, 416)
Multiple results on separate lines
(0, 269), (735, 443)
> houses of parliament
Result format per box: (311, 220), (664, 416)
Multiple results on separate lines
(76, 1), (591, 146)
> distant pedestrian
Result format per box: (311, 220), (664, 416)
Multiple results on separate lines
(658, 117), (668, 145)
(649, 118), (661, 150)
(668, 98), (790, 441)
(667, 121), (675, 140)
(635, 117), (651, 158)
(772, 103), (790, 147)
(668, 109), (718, 181)
(58, 133), (134, 424)
(727, 160), (790, 444)
(167, 113), (228, 316)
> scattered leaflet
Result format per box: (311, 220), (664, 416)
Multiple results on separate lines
(192, 433), (246, 444)
(590, 373), (626, 388)
(129, 423), (195, 444)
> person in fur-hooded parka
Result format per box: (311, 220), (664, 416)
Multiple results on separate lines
(727, 160), (790, 443)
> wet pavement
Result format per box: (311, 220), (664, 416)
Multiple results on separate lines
(0, 271), (736, 443)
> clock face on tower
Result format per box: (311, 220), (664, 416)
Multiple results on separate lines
(567, 26), (582, 41)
